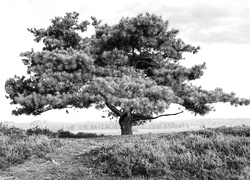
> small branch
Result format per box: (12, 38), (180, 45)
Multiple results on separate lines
(133, 111), (184, 121)
(152, 111), (184, 119)
(135, 60), (156, 69)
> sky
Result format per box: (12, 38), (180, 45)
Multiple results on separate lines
(0, 0), (250, 123)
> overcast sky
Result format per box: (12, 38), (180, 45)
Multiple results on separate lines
(0, 0), (250, 122)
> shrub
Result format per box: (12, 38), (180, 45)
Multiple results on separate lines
(75, 132), (104, 138)
(0, 124), (62, 170)
(26, 126), (57, 138)
(57, 129), (73, 138)
(213, 126), (250, 137)
(89, 141), (170, 178)
(87, 128), (250, 179)
(25, 126), (104, 139)
(0, 123), (26, 139)
(179, 125), (250, 138)
(57, 129), (104, 138)
(0, 135), (61, 170)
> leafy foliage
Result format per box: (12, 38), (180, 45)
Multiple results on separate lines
(28, 12), (89, 51)
(4, 12), (250, 135)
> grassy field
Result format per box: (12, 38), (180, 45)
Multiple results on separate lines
(0, 125), (250, 180)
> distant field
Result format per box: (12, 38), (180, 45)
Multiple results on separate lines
(71, 126), (206, 135)
(2, 118), (250, 135)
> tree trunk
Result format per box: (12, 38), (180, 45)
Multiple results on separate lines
(119, 111), (133, 135)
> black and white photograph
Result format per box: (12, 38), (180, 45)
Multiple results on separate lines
(0, 0), (250, 179)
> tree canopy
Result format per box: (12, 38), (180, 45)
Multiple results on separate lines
(5, 12), (250, 135)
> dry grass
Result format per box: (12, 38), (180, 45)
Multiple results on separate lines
(0, 136), (158, 180)
(0, 126), (250, 180)
(0, 137), (120, 180)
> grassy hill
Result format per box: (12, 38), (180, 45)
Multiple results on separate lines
(0, 124), (250, 180)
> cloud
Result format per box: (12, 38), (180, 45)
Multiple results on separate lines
(9, 0), (249, 44)
(175, 2), (250, 44)
(3, 0), (249, 45)
(116, 0), (250, 44)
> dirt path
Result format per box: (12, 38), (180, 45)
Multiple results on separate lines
(0, 138), (114, 180)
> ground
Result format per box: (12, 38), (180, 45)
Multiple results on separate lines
(1, 128), (250, 180)
(0, 136), (148, 180)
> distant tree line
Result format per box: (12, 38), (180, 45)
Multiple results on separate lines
(2, 118), (250, 132)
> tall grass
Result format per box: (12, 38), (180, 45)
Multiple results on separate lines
(0, 123), (61, 170)
(0, 123), (103, 170)
(87, 126), (250, 179)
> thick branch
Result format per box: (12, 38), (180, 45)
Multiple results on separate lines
(105, 102), (122, 117)
(98, 91), (122, 117)
(133, 111), (184, 121)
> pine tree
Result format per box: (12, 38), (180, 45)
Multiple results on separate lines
(5, 12), (250, 135)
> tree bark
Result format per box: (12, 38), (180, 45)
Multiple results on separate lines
(119, 111), (133, 135)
